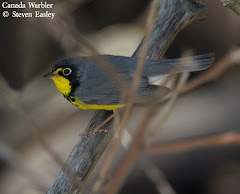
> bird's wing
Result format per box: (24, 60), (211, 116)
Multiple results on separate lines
(75, 71), (169, 105)
(73, 53), (214, 105)
(104, 53), (214, 81)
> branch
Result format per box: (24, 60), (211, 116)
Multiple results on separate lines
(146, 132), (240, 155)
(104, 72), (188, 194)
(133, 0), (207, 59)
(146, 72), (189, 144)
(221, 0), (240, 15)
(48, 0), (208, 193)
(104, 1), (208, 193)
(0, 76), (65, 168)
(105, 106), (156, 194)
(140, 159), (176, 194)
(0, 75), (85, 193)
(92, 1), (161, 191)
(0, 140), (49, 192)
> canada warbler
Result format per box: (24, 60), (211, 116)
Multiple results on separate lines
(44, 54), (214, 110)
(44, 54), (214, 135)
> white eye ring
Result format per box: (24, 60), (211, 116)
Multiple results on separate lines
(62, 68), (72, 76)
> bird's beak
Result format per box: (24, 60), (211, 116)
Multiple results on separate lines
(43, 72), (60, 78)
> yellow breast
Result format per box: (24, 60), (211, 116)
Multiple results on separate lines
(51, 75), (125, 111)
(52, 76), (72, 96)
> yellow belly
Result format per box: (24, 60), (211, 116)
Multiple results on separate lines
(51, 75), (125, 110)
(69, 96), (125, 110)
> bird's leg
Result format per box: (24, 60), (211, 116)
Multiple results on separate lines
(80, 111), (117, 138)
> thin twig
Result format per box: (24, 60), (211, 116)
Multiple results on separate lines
(104, 106), (156, 194)
(92, 1), (160, 192)
(154, 48), (240, 106)
(0, 140), (49, 192)
(54, 0), (87, 14)
(121, 0), (160, 127)
(0, 76), (64, 167)
(0, 76), (85, 192)
(141, 158), (176, 194)
(103, 1), (208, 192)
(147, 131), (240, 155)
(103, 72), (189, 194)
(24, 0), (129, 95)
(146, 72), (190, 144)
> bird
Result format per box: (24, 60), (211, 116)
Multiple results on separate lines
(44, 54), (214, 136)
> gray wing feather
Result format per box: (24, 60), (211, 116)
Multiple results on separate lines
(75, 68), (169, 105)
(103, 53), (214, 77)
(73, 53), (214, 105)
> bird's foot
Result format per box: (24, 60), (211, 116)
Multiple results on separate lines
(80, 127), (109, 138)
(80, 111), (116, 138)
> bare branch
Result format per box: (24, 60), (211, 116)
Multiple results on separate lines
(141, 159), (176, 194)
(0, 76), (85, 193)
(221, 0), (240, 15)
(24, 0), (129, 94)
(92, 1), (161, 191)
(0, 140), (49, 191)
(122, 0), (160, 125)
(104, 106), (156, 194)
(103, 71), (189, 194)
(48, 0), (208, 193)
(133, 0), (207, 59)
(146, 72), (189, 145)
(0, 76), (64, 168)
(147, 132), (240, 155)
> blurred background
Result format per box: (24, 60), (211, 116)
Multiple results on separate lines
(1, 0), (240, 193)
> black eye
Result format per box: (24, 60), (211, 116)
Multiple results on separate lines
(62, 68), (72, 76)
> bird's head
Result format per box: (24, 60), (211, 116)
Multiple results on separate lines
(43, 58), (79, 96)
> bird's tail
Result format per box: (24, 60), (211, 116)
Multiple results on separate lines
(170, 53), (215, 73)
(146, 53), (215, 83)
